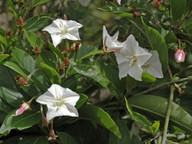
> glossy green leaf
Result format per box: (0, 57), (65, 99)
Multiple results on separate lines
(142, 72), (156, 83)
(165, 32), (177, 44)
(24, 30), (44, 49)
(0, 110), (41, 136)
(0, 54), (9, 63)
(57, 131), (79, 144)
(0, 87), (24, 108)
(49, 42), (65, 61)
(109, 113), (131, 144)
(28, 17), (50, 32)
(128, 95), (192, 133)
(23, 16), (39, 30)
(142, 19), (168, 72)
(18, 136), (49, 144)
(72, 60), (124, 99)
(4, 61), (27, 77)
(40, 63), (61, 84)
(79, 104), (121, 138)
(76, 94), (88, 109)
(169, 0), (187, 21)
(0, 64), (17, 90)
(0, 98), (13, 113)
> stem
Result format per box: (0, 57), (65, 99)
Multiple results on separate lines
(162, 67), (174, 144)
(134, 76), (192, 96)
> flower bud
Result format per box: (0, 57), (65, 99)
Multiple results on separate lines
(64, 58), (69, 66)
(64, 14), (68, 20)
(16, 76), (28, 87)
(152, 0), (161, 8)
(18, 17), (24, 27)
(13, 102), (30, 116)
(67, 47), (70, 52)
(62, 50), (66, 55)
(174, 49), (185, 63)
(6, 30), (13, 38)
(71, 44), (75, 51)
(33, 45), (41, 54)
(75, 41), (81, 51)
(133, 12), (141, 18)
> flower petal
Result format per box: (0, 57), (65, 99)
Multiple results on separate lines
(128, 64), (143, 81)
(50, 34), (63, 47)
(36, 91), (55, 106)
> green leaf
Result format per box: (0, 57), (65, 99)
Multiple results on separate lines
(0, 64), (17, 90)
(24, 30), (44, 49)
(18, 136), (49, 144)
(23, 16), (39, 30)
(72, 60), (124, 99)
(109, 113), (131, 144)
(0, 54), (9, 63)
(165, 32), (177, 44)
(0, 87), (24, 108)
(151, 121), (160, 134)
(57, 131), (79, 144)
(49, 42), (65, 61)
(8, 0), (17, 18)
(142, 18), (168, 72)
(40, 63), (61, 84)
(128, 95), (192, 133)
(79, 104), (121, 139)
(30, 0), (50, 8)
(0, 98), (14, 113)
(76, 94), (88, 109)
(142, 72), (156, 83)
(169, 0), (187, 21)
(0, 110), (41, 136)
(4, 61), (27, 77)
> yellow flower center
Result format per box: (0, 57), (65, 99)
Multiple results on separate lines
(53, 99), (65, 107)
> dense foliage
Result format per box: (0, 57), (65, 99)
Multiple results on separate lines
(0, 0), (192, 144)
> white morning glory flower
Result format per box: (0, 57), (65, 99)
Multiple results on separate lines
(103, 26), (123, 53)
(36, 84), (80, 121)
(115, 34), (152, 81)
(142, 50), (163, 78)
(43, 18), (83, 47)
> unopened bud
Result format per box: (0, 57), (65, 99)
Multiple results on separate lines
(75, 41), (81, 51)
(33, 45), (41, 54)
(18, 17), (23, 27)
(71, 44), (75, 51)
(6, 30), (13, 38)
(64, 14), (68, 20)
(152, 0), (161, 8)
(19, 1), (24, 7)
(16, 76), (28, 87)
(175, 49), (185, 63)
(67, 47), (70, 52)
(64, 58), (69, 66)
(62, 50), (66, 55)
(13, 102), (30, 116)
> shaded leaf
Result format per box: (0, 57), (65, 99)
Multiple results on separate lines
(57, 131), (79, 144)
(18, 136), (49, 144)
(40, 63), (61, 84)
(0, 110), (41, 136)
(49, 42), (65, 61)
(79, 104), (121, 139)
(129, 95), (192, 133)
(76, 94), (88, 109)
(24, 31), (44, 49)
(0, 54), (9, 63)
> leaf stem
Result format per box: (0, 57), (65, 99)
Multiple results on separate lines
(162, 67), (174, 144)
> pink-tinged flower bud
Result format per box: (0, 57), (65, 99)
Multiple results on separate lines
(16, 76), (28, 87)
(64, 58), (69, 66)
(13, 102), (30, 116)
(62, 50), (66, 55)
(18, 17), (24, 27)
(71, 44), (75, 51)
(116, 0), (121, 5)
(33, 45), (41, 54)
(67, 47), (70, 52)
(64, 14), (68, 20)
(175, 49), (185, 63)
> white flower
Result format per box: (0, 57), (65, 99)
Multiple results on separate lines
(43, 18), (83, 47)
(103, 26), (123, 52)
(36, 84), (80, 121)
(78, 0), (91, 6)
(142, 50), (163, 78)
(116, 0), (121, 5)
(115, 34), (152, 81)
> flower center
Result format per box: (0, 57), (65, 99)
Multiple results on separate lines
(126, 55), (138, 66)
(53, 99), (65, 107)
(59, 23), (68, 35)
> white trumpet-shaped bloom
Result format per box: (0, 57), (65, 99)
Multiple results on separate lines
(103, 26), (123, 52)
(36, 84), (80, 121)
(115, 34), (152, 81)
(142, 50), (163, 78)
(78, 0), (91, 6)
(43, 18), (83, 47)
